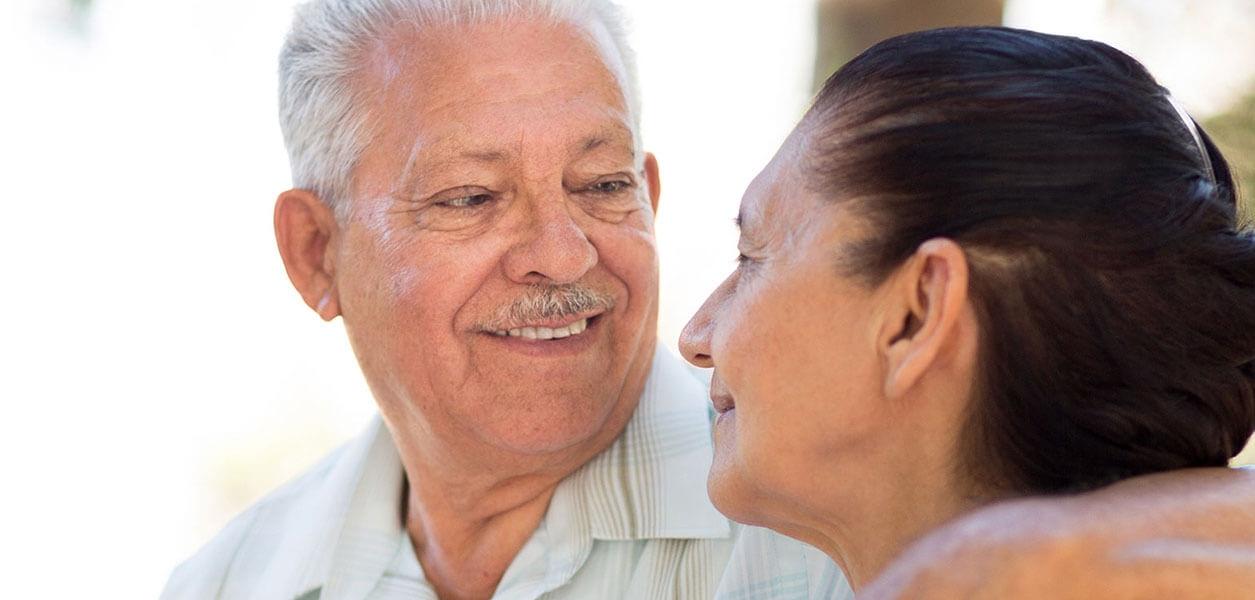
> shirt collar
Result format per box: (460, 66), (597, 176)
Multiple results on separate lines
(563, 343), (729, 541)
(276, 343), (729, 600)
(255, 416), (403, 600)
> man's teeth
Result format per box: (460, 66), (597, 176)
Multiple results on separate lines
(495, 318), (589, 340)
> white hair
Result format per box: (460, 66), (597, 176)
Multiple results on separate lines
(278, 0), (641, 216)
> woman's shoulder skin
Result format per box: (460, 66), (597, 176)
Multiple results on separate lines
(860, 467), (1255, 599)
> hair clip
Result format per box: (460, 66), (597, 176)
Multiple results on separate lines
(1164, 94), (1216, 183)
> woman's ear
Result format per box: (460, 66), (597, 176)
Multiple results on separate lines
(274, 189), (342, 321)
(878, 238), (972, 400)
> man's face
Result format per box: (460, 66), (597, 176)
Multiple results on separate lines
(335, 19), (659, 456)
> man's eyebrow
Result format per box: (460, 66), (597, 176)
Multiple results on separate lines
(458, 149), (507, 163)
(397, 128), (635, 196)
(395, 146), (506, 196)
(577, 131), (637, 161)
(416, 144), (508, 172)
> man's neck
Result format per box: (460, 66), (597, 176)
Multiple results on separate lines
(391, 392), (641, 599)
(403, 477), (557, 600)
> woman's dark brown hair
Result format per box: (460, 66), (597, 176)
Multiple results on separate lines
(804, 27), (1255, 494)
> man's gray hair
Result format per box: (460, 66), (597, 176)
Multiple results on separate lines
(278, 0), (641, 217)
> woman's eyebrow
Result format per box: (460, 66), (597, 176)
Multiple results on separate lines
(735, 210), (762, 240)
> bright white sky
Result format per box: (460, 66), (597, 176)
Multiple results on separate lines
(0, 0), (1251, 596)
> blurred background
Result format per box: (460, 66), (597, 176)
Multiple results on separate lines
(1, 0), (1252, 596)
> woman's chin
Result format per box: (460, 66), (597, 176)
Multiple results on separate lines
(706, 459), (769, 527)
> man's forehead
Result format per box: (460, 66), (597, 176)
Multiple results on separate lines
(352, 16), (641, 194)
(411, 123), (638, 166)
(360, 16), (629, 109)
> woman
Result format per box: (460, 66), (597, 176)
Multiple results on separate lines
(679, 27), (1255, 593)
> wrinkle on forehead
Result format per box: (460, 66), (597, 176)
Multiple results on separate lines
(352, 17), (638, 202)
(387, 119), (637, 206)
(359, 16), (635, 133)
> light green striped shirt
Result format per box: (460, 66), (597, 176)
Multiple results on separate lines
(161, 346), (852, 599)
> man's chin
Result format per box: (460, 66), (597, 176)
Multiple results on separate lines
(458, 382), (630, 455)
(474, 407), (621, 456)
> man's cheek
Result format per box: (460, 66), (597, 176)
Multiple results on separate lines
(386, 264), (427, 302)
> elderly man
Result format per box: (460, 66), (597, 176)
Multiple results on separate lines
(164, 1), (1255, 599)
(165, 1), (748, 598)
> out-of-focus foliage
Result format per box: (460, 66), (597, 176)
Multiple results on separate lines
(1206, 89), (1255, 223)
(813, 0), (1004, 90)
(1237, 440), (1255, 467)
(1222, 86), (1255, 470)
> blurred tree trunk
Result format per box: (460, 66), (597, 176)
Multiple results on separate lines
(814, 0), (1004, 89)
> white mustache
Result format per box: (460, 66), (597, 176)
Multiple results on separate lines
(479, 284), (615, 330)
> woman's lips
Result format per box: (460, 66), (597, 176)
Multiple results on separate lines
(711, 394), (736, 414)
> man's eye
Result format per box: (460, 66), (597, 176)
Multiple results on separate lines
(589, 180), (632, 194)
(439, 193), (493, 208)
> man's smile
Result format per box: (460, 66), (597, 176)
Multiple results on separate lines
(484, 310), (605, 340)
(478, 313), (608, 357)
(490, 317), (589, 340)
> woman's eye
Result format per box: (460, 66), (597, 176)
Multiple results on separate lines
(440, 193), (493, 208)
(735, 253), (763, 275)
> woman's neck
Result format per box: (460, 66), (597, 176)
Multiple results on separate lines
(829, 488), (978, 590)
(777, 453), (984, 591)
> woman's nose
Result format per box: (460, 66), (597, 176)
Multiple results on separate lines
(680, 278), (730, 369)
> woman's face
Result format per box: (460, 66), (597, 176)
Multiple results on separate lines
(679, 130), (896, 530)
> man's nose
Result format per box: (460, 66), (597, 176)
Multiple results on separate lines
(502, 196), (598, 285)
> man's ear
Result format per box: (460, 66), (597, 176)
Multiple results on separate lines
(274, 189), (341, 321)
(878, 238), (971, 400)
(644, 152), (661, 215)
